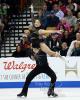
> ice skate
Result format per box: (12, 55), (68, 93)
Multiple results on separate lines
(17, 92), (27, 97)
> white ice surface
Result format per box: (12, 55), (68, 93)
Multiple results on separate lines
(0, 88), (80, 100)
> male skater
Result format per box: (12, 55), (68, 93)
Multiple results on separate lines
(17, 33), (62, 98)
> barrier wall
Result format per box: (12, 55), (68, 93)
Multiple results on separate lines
(0, 57), (80, 88)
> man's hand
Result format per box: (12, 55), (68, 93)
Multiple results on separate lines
(55, 52), (61, 57)
(55, 52), (66, 62)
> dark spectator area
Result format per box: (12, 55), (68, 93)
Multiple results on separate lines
(0, 0), (23, 42)
(0, 0), (80, 57)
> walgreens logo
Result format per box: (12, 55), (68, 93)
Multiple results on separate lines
(3, 61), (36, 72)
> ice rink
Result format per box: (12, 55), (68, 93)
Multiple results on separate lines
(0, 88), (80, 100)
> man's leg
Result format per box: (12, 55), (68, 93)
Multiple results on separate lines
(44, 66), (57, 97)
(17, 66), (41, 97)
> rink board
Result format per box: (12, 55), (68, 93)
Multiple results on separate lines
(0, 57), (80, 88)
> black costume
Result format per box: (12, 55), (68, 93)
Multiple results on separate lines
(17, 33), (57, 97)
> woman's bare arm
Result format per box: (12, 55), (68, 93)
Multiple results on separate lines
(39, 29), (62, 36)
